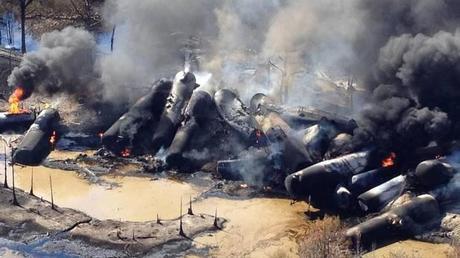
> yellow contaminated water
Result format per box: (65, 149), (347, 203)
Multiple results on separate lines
(364, 240), (454, 258)
(1, 164), (201, 221)
(0, 150), (306, 256)
(193, 197), (305, 257)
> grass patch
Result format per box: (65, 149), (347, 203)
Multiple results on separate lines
(297, 216), (353, 258)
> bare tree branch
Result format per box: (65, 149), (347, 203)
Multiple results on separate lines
(25, 0), (34, 8)
(70, 0), (85, 18)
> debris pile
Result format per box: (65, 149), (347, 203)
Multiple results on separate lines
(2, 68), (460, 251)
(97, 70), (460, 249)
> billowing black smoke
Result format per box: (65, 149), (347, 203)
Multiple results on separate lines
(353, 83), (451, 151)
(352, 0), (460, 154)
(7, 27), (100, 101)
(353, 0), (460, 84)
(5, 0), (460, 155)
(379, 31), (460, 122)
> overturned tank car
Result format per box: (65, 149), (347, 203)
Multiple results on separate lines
(13, 108), (60, 166)
(165, 90), (225, 170)
(151, 71), (199, 154)
(346, 194), (441, 247)
(0, 111), (36, 133)
(102, 79), (172, 156)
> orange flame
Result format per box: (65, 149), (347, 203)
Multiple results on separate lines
(8, 87), (26, 114)
(255, 129), (262, 144)
(98, 132), (104, 143)
(382, 152), (396, 167)
(49, 131), (57, 147)
(121, 148), (131, 157)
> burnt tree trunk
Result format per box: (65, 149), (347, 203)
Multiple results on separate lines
(20, 0), (26, 53)
(19, 0), (34, 54)
(110, 25), (116, 52)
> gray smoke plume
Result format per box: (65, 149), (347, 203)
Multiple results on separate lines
(100, 0), (366, 104)
(7, 0), (364, 106)
(6, 0), (460, 155)
(263, 0), (362, 71)
(100, 0), (220, 103)
(7, 27), (99, 100)
(430, 153), (460, 207)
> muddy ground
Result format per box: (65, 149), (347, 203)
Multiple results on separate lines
(0, 149), (308, 257)
(0, 136), (459, 257)
(0, 177), (225, 257)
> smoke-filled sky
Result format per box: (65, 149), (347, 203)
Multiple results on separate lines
(8, 27), (99, 100)
(351, 0), (460, 152)
(98, 0), (369, 102)
(7, 0), (460, 151)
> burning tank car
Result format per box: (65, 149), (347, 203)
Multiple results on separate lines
(0, 88), (36, 133)
(101, 74), (358, 184)
(284, 147), (460, 248)
(100, 71), (460, 249)
(13, 108), (61, 166)
(101, 72), (255, 171)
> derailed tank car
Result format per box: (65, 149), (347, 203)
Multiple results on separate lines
(102, 79), (172, 155)
(284, 150), (377, 209)
(151, 71), (199, 153)
(214, 89), (259, 143)
(165, 90), (221, 170)
(13, 108), (60, 166)
(346, 194), (441, 247)
(0, 112), (36, 133)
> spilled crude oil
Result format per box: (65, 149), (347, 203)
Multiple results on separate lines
(0, 150), (307, 257)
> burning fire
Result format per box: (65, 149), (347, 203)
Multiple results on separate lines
(255, 129), (262, 144)
(49, 131), (57, 147)
(8, 87), (26, 114)
(382, 152), (396, 168)
(121, 148), (131, 157)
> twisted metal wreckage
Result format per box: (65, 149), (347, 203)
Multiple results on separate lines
(2, 70), (459, 249)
